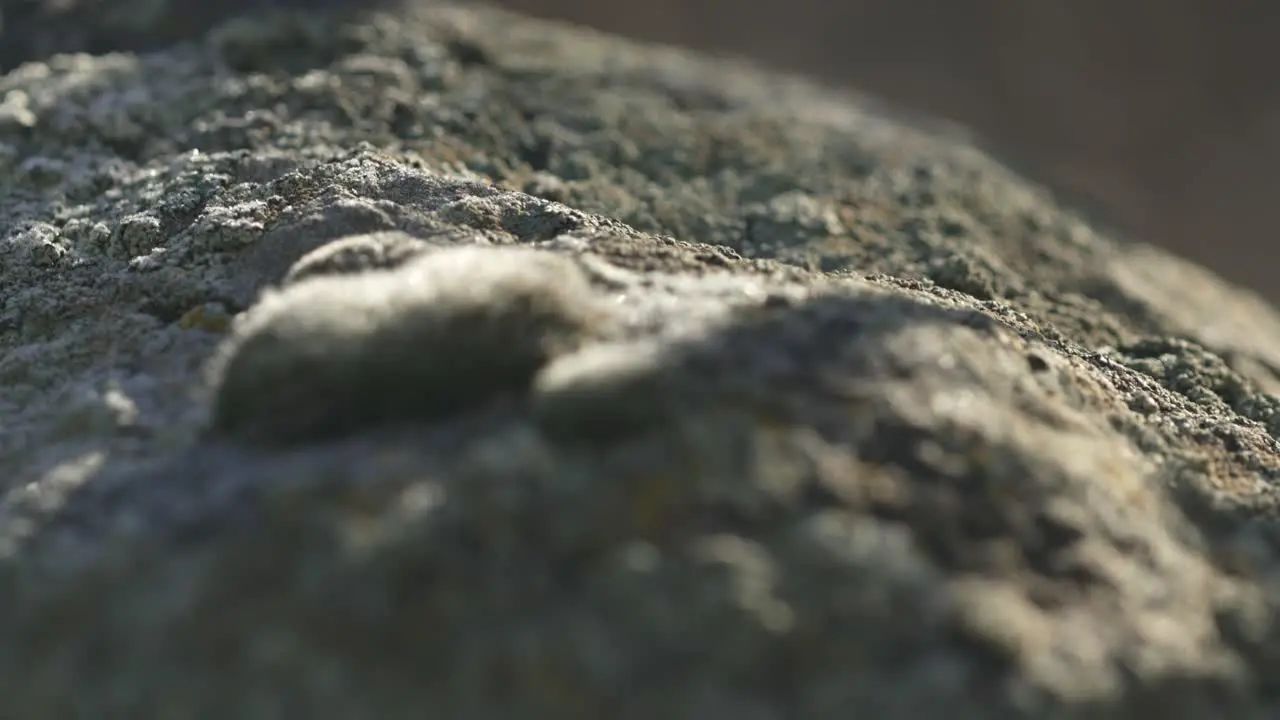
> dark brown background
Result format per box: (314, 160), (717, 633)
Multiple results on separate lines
(5, 0), (1280, 301)
(481, 0), (1280, 303)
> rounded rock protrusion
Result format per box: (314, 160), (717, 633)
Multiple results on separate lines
(208, 245), (608, 446)
(281, 230), (438, 286)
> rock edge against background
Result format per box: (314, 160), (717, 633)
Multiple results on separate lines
(4, 2), (1280, 717)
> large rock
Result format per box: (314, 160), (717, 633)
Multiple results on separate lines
(3, 2), (1280, 717)
(453, 0), (1280, 304)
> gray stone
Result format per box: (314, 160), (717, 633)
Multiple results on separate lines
(3, 2), (1280, 718)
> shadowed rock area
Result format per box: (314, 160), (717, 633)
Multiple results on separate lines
(4, 1), (1280, 717)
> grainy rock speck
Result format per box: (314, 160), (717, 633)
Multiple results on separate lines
(4, 1), (1280, 718)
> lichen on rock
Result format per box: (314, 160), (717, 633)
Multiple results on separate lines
(4, 1), (1280, 718)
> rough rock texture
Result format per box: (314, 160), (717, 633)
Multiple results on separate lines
(0, 0), (407, 71)
(5, 2), (1280, 718)
(424, 0), (1280, 305)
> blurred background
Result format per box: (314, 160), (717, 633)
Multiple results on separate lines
(5, 0), (1280, 302)
(461, 0), (1280, 304)
(799, 0), (1280, 306)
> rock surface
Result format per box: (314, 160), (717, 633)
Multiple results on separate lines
(4, 2), (1280, 717)
(381, 0), (1280, 304)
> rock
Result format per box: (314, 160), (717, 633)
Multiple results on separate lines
(2, 1), (1280, 718)
(209, 243), (609, 446)
(477, 0), (1280, 304)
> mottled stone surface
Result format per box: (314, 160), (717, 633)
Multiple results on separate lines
(4, 2), (1280, 717)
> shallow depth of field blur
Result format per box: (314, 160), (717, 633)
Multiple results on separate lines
(6, 0), (1280, 302)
